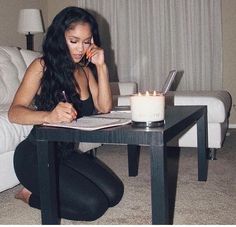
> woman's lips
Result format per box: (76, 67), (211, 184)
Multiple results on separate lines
(73, 54), (83, 60)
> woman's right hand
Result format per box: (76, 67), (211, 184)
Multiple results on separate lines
(45, 102), (77, 124)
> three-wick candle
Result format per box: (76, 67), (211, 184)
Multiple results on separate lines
(130, 91), (165, 126)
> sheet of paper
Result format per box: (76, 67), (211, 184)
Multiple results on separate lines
(44, 114), (131, 131)
(96, 111), (131, 119)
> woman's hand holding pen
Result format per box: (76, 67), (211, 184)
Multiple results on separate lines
(44, 90), (77, 123)
(45, 102), (77, 124)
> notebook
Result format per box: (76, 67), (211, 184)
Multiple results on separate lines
(44, 114), (131, 131)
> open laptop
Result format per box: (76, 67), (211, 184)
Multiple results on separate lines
(161, 70), (178, 94)
(112, 70), (178, 112)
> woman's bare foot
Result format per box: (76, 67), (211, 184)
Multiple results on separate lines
(15, 187), (32, 204)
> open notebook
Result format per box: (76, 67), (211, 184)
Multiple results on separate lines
(44, 113), (131, 131)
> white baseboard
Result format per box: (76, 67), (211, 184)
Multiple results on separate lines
(229, 124), (236, 128)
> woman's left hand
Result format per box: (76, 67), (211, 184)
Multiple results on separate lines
(86, 39), (105, 66)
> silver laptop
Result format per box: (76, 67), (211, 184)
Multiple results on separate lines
(161, 70), (178, 94)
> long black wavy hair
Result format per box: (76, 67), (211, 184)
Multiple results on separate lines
(36, 7), (101, 111)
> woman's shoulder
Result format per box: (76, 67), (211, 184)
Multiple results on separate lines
(29, 57), (44, 70)
(24, 57), (45, 80)
(26, 57), (44, 74)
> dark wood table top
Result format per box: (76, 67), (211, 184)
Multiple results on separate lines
(36, 105), (206, 146)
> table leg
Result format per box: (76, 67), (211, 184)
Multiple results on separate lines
(150, 145), (169, 224)
(197, 107), (208, 181)
(37, 140), (60, 224)
(127, 145), (140, 176)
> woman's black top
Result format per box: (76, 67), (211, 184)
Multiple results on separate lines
(34, 93), (95, 118)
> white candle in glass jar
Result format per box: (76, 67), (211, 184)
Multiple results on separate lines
(130, 91), (165, 123)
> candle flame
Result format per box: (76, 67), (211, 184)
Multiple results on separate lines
(153, 90), (157, 96)
(145, 91), (149, 96)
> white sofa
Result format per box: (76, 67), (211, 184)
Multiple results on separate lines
(166, 90), (232, 158)
(0, 46), (137, 192)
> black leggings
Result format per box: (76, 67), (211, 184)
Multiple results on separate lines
(13, 130), (124, 221)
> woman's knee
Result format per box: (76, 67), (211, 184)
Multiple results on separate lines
(90, 158), (124, 207)
(106, 178), (124, 207)
(65, 194), (109, 221)
(83, 196), (108, 221)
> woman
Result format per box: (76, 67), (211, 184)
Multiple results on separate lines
(8, 7), (124, 221)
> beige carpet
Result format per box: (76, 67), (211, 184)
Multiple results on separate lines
(0, 130), (236, 225)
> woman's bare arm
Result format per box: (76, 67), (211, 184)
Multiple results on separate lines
(8, 59), (77, 125)
(87, 64), (112, 113)
(84, 43), (112, 113)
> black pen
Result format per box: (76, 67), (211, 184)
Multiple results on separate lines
(62, 90), (68, 102)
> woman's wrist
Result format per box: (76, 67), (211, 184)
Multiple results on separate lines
(42, 111), (50, 124)
(96, 63), (109, 79)
(95, 62), (107, 69)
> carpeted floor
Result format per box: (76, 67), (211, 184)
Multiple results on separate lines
(0, 130), (236, 225)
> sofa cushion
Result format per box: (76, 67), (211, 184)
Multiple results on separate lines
(0, 47), (27, 105)
(0, 111), (32, 155)
(20, 49), (42, 68)
(0, 46), (27, 82)
(0, 150), (19, 192)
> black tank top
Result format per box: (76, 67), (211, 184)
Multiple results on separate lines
(34, 93), (95, 118)
(77, 95), (95, 117)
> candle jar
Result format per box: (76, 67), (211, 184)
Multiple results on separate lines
(130, 91), (165, 128)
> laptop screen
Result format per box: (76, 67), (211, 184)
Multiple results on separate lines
(161, 70), (177, 94)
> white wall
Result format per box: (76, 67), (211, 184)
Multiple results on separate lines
(222, 0), (236, 124)
(0, 0), (48, 51)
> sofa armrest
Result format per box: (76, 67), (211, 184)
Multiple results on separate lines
(166, 90), (232, 123)
(110, 82), (137, 95)
(110, 82), (138, 107)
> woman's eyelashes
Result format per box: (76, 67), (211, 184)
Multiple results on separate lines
(84, 41), (91, 45)
(83, 40), (92, 46)
(70, 40), (77, 44)
(69, 40), (91, 45)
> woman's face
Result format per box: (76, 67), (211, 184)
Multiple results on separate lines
(65, 22), (92, 63)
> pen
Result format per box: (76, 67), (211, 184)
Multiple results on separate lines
(62, 90), (77, 119)
(62, 90), (68, 102)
